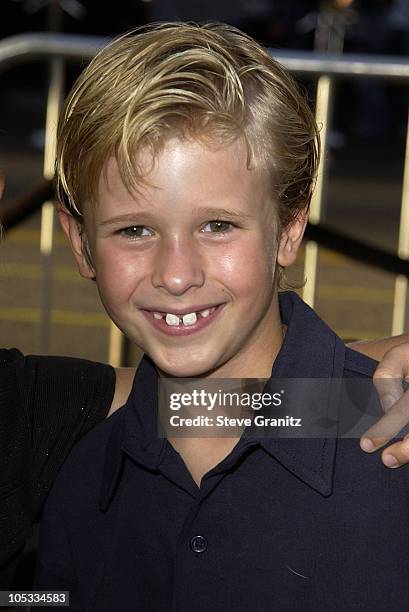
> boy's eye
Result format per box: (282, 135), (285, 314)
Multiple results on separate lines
(201, 220), (234, 234)
(119, 226), (152, 239)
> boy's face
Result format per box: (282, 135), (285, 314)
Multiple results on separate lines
(61, 138), (306, 377)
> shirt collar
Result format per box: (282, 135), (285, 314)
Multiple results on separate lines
(259, 292), (345, 497)
(99, 356), (164, 511)
(100, 292), (346, 510)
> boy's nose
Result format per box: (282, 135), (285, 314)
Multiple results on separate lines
(152, 238), (205, 296)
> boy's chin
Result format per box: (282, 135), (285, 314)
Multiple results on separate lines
(152, 353), (222, 379)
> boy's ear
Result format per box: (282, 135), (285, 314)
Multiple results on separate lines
(277, 207), (308, 268)
(58, 208), (96, 279)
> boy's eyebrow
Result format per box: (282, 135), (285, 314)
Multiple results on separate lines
(98, 208), (254, 227)
(98, 213), (149, 227)
(195, 207), (253, 221)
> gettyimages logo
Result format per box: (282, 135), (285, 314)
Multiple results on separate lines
(168, 388), (283, 411)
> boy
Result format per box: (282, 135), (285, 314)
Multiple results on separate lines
(36, 23), (409, 610)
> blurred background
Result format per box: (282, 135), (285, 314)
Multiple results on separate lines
(1, 0), (409, 365)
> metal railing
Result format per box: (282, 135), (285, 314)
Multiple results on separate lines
(273, 48), (409, 336)
(1, 33), (409, 364)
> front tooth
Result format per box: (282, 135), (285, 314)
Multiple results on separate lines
(153, 312), (163, 320)
(182, 312), (197, 326)
(200, 309), (210, 318)
(165, 313), (180, 326)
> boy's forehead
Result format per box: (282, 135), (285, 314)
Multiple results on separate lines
(98, 136), (269, 202)
(86, 138), (277, 232)
(90, 139), (276, 230)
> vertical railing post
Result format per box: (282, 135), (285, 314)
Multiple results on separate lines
(302, 75), (334, 307)
(40, 55), (64, 353)
(392, 103), (409, 334)
(40, 0), (64, 353)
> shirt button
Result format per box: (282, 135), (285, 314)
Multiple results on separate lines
(190, 535), (208, 553)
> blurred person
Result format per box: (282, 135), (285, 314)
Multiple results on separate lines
(294, 0), (359, 149)
(294, 0), (358, 52)
(31, 24), (409, 609)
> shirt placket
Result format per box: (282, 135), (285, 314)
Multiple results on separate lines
(157, 440), (259, 612)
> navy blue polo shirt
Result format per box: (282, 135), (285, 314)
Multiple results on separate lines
(35, 292), (409, 611)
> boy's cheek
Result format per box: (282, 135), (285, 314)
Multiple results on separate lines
(92, 250), (141, 303)
(96, 267), (139, 305)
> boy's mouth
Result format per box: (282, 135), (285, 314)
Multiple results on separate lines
(141, 304), (225, 335)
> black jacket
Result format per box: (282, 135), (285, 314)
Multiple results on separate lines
(0, 349), (115, 588)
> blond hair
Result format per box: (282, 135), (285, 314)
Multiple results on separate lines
(56, 22), (319, 227)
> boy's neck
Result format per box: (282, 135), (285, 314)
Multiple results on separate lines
(204, 304), (286, 379)
(205, 322), (286, 379)
(234, 322), (286, 378)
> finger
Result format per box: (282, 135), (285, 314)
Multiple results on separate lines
(381, 432), (409, 468)
(360, 393), (409, 451)
(372, 371), (404, 412)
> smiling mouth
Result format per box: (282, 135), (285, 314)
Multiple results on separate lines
(141, 304), (225, 335)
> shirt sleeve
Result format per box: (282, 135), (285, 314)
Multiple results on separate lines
(13, 351), (116, 521)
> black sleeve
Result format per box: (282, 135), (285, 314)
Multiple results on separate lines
(1, 348), (33, 578)
(18, 351), (116, 520)
(0, 348), (114, 585)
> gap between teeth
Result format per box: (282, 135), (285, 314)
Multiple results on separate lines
(153, 308), (215, 326)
